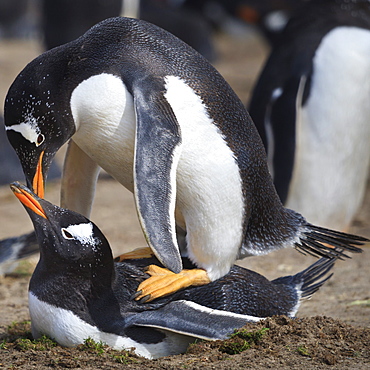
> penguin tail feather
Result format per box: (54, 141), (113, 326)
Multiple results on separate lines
(298, 257), (335, 300)
(295, 224), (367, 259)
(272, 257), (335, 301)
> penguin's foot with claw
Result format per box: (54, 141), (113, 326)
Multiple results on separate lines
(134, 265), (211, 303)
(114, 247), (154, 262)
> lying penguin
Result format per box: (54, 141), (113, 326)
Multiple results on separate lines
(11, 181), (336, 359)
(3, 17), (367, 302)
(249, 0), (370, 231)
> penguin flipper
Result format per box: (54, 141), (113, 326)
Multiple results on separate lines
(249, 41), (312, 204)
(128, 300), (261, 341)
(133, 84), (182, 273)
(260, 75), (306, 204)
(0, 232), (39, 274)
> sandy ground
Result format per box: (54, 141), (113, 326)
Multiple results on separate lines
(0, 31), (369, 369)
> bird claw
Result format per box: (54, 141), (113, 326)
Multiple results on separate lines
(138, 295), (151, 304)
(131, 290), (143, 300)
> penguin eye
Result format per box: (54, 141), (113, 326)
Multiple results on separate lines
(36, 133), (45, 146)
(61, 228), (74, 240)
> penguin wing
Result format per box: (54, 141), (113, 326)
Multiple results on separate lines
(249, 54), (311, 204)
(127, 300), (261, 341)
(132, 81), (182, 273)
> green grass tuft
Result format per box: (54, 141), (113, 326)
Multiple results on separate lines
(15, 335), (57, 351)
(219, 327), (269, 355)
(112, 351), (135, 364)
(81, 337), (107, 355)
(297, 346), (310, 356)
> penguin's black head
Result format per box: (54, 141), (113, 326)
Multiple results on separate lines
(10, 182), (112, 272)
(4, 50), (75, 198)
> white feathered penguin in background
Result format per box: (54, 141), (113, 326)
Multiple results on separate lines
(249, 0), (370, 231)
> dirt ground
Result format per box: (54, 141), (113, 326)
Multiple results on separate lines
(0, 31), (369, 369)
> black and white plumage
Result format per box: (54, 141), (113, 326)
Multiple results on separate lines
(11, 181), (335, 358)
(249, 0), (370, 230)
(3, 17), (366, 299)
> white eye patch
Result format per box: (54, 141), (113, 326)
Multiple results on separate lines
(5, 116), (42, 146)
(61, 222), (97, 247)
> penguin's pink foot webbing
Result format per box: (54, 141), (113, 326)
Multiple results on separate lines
(133, 265), (211, 303)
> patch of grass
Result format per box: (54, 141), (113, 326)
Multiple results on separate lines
(231, 327), (269, 341)
(2, 320), (32, 342)
(81, 338), (137, 362)
(219, 327), (269, 355)
(297, 346), (310, 356)
(15, 335), (57, 351)
(7, 320), (31, 330)
(111, 351), (135, 364)
(80, 337), (107, 355)
(79, 338), (136, 363)
(1, 321), (139, 367)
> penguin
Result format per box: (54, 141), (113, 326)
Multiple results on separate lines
(11, 181), (336, 358)
(3, 17), (366, 302)
(0, 114), (60, 186)
(249, 0), (370, 231)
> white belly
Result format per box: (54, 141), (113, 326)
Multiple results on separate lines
(164, 76), (244, 280)
(70, 73), (136, 191)
(70, 74), (245, 279)
(28, 292), (193, 359)
(287, 26), (370, 230)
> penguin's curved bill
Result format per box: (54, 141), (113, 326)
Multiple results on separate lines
(10, 182), (47, 219)
(32, 151), (45, 199)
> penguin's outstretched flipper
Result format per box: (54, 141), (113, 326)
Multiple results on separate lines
(127, 259), (335, 339)
(127, 300), (260, 341)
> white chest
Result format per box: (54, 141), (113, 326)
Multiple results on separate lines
(163, 76), (244, 278)
(70, 73), (136, 190)
(287, 26), (370, 228)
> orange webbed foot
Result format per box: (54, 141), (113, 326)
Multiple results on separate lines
(134, 265), (211, 303)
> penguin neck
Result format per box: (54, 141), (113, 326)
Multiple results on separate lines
(29, 250), (116, 308)
(29, 254), (125, 331)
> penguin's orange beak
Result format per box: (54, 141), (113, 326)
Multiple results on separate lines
(11, 183), (47, 219)
(32, 151), (45, 198)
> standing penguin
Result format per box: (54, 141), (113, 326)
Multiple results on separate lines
(249, 0), (370, 231)
(11, 181), (336, 358)
(4, 17), (366, 302)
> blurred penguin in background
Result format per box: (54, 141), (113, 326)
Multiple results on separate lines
(40, 0), (216, 61)
(249, 0), (370, 231)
